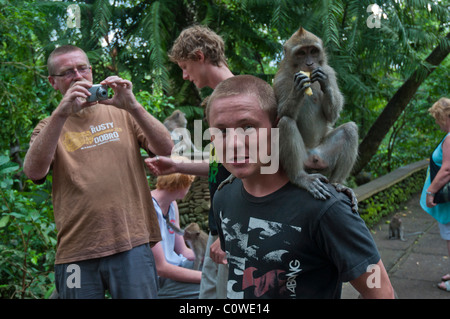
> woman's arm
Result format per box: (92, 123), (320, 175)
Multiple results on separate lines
(426, 137), (450, 207)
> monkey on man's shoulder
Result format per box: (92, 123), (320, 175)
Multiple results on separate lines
(273, 27), (358, 205)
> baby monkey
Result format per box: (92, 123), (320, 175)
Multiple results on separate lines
(388, 213), (424, 241)
(389, 214), (405, 241)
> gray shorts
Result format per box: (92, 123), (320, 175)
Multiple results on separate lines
(438, 222), (450, 241)
(55, 243), (158, 299)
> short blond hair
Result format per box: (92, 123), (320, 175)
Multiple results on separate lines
(206, 75), (277, 124)
(168, 25), (227, 67)
(429, 97), (450, 125)
(47, 45), (89, 75)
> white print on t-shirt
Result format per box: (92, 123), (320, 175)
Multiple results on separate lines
(90, 122), (114, 134)
(220, 213), (302, 298)
(286, 259), (302, 298)
(62, 121), (122, 152)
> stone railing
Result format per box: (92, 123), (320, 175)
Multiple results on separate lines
(355, 159), (428, 227)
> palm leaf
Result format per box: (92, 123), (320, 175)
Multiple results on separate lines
(138, 1), (174, 93)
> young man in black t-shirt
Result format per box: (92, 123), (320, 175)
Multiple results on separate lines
(206, 75), (394, 299)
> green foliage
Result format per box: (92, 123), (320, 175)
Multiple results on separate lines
(0, 0), (58, 157)
(359, 169), (427, 228)
(364, 56), (450, 177)
(2, 0), (448, 172)
(135, 89), (176, 122)
(0, 155), (56, 299)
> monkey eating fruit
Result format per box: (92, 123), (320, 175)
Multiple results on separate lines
(299, 71), (313, 96)
(274, 27), (358, 206)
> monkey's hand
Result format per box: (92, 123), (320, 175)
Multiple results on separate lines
(332, 183), (358, 213)
(311, 67), (329, 90)
(293, 71), (312, 96)
(293, 171), (331, 200)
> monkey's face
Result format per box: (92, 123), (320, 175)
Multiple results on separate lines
(286, 44), (322, 73)
(208, 94), (274, 180)
(183, 223), (201, 241)
(283, 27), (324, 73)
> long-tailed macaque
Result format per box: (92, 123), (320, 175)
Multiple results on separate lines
(163, 109), (188, 131)
(166, 219), (207, 270)
(183, 223), (208, 270)
(389, 214), (405, 241)
(163, 110), (200, 154)
(388, 214), (423, 241)
(274, 27), (358, 200)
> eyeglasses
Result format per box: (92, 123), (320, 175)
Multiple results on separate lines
(51, 65), (91, 78)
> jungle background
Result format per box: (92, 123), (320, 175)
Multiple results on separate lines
(0, 0), (448, 298)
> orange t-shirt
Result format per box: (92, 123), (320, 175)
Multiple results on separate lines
(30, 104), (161, 264)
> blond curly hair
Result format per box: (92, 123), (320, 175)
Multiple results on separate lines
(168, 25), (228, 67)
(429, 97), (450, 125)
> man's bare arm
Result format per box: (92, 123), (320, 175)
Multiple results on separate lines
(350, 260), (395, 299)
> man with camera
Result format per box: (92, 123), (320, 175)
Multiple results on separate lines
(24, 45), (173, 298)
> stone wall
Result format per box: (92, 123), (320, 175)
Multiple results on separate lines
(176, 177), (210, 231)
(149, 176), (210, 231)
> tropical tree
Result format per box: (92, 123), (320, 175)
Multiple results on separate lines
(211, 0), (449, 174)
(354, 31), (450, 175)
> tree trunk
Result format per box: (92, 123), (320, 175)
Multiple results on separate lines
(352, 32), (450, 175)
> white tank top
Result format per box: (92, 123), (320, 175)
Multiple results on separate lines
(152, 198), (186, 266)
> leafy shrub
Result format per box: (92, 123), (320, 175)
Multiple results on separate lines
(359, 169), (426, 228)
(0, 155), (56, 299)
(135, 89), (176, 122)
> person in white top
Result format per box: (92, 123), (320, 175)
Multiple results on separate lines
(151, 172), (202, 298)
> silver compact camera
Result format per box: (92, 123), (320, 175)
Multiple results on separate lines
(87, 84), (109, 102)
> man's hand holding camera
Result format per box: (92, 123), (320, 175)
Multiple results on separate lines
(57, 75), (140, 117)
(101, 76), (140, 112)
(56, 80), (98, 117)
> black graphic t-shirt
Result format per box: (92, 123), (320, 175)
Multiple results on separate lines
(213, 179), (380, 299)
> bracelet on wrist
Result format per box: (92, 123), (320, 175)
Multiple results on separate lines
(426, 191), (436, 196)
